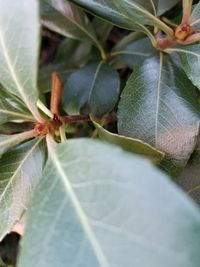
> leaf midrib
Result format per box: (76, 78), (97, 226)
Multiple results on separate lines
(88, 61), (103, 104)
(47, 136), (109, 267)
(155, 52), (163, 147)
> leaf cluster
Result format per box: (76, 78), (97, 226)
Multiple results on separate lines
(1, 0), (200, 266)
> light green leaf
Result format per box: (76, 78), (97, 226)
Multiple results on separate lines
(68, 0), (173, 37)
(40, 0), (104, 56)
(63, 61), (120, 116)
(190, 2), (200, 31)
(0, 0), (41, 120)
(118, 53), (200, 176)
(0, 138), (46, 241)
(0, 130), (35, 158)
(166, 45), (200, 89)
(92, 120), (164, 163)
(18, 138), (200, 267)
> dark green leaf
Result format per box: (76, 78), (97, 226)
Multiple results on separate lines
(38, 38), (91, 94)
(157, 0), (180, 16)
(18, 138), (200, 267)
(63, 62), (120, 116)
(111, 33), (156, 68)
(40, 0), (103, 54)
(0, 122), (34, 135)
(118, 53), (200, 176)
(92, 119), (164, 163)
(0, 139), (46, 241)
(68, 0), (173, 37)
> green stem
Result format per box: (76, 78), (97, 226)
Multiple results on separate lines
(161, 17), (178, 28)
(93, 39), (107, 61)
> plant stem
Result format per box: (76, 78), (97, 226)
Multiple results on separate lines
(62, 113), (117, 125)
(62, 114), (90, 123)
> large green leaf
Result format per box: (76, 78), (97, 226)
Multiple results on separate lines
(166, 45), (200, 89)
(63, 62), (120, 116)
(0, 0), (41, 120)
(92, 120), (164, 163)
(40, 0), (103, 55)
(0, 139), (46, 241)
(18, 138), (200, 267)
(118, 53), (200, 176)
(68, 0), (173, 37)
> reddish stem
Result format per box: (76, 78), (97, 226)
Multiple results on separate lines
(50, 72), (63, 115)
(62, 114), (90, 123)
(62, 113), (117, 124)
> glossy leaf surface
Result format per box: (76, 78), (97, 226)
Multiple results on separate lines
(111, 34), (156, 68)
(68, 0), (172, 36)
(118, 53), (200, 176)
(166, 45), (200, 90)
(63, 62), (120, 116)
